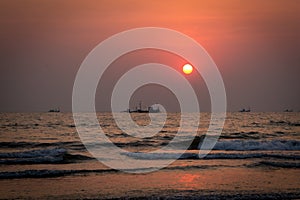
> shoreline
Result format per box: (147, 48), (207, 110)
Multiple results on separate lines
(1, 167), (299, 199)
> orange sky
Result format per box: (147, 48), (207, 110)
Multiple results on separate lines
(0, 0), (299, 111)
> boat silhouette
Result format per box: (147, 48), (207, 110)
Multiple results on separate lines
(239, 107), (250, 112)
(48, 108), (60, 113)
(128, 102), (160, 113)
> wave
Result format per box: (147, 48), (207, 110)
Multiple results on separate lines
(123, 152), (198, 160)
(0, 141), (85, 150)
(1, 160), (299, 180)
(0, 165), (216, 179)
(0, 148), (66, 158)
(0, 148), (94, 165)
(205, 152), (300, 160)
(0, 141), (37, 148)
(212, 140), (300, 151)
(124, 152), (300, 160)
(220, 132), (261, 139)
(0, 169), (116, 179)
(254, 161), (300, 168)
(270, 120), (300, 126)
(0, 164), (224, 179)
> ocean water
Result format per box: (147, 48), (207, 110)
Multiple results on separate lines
(0, 112), (299, 198)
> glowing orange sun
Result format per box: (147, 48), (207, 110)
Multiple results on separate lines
(182, 64), (193, 75)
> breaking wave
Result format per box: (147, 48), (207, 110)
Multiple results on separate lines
(212, 139), (300, 151)
(0, 148), (93, 165)
(124, 151), (300, 160)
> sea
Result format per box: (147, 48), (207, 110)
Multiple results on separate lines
(0, 112), (299, 199)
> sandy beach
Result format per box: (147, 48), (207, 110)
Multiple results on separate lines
(1, 163), (299, 199)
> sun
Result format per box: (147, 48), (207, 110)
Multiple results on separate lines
(182, 64), (193, 75)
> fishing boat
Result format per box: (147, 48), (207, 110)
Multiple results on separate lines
(48, 108), (60, 113)
(239, 108), (250, 112)
(128, 102), (160, 113)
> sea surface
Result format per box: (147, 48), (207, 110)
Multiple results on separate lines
(0, 112), (299, 199)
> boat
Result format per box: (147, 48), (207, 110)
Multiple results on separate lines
(284, 109), (293, 112)
(128, 102), (160, 113)
(239, 108), (250, 112)
(48, 108), (60, 113)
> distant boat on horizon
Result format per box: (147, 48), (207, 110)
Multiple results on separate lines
(128, 102), (160, 113)
(239, 107), (251, 112)
(284, 109), (293, 112)
(48, 108), (60, 113)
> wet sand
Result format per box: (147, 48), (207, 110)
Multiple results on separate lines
(1, 167), (299, 199)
